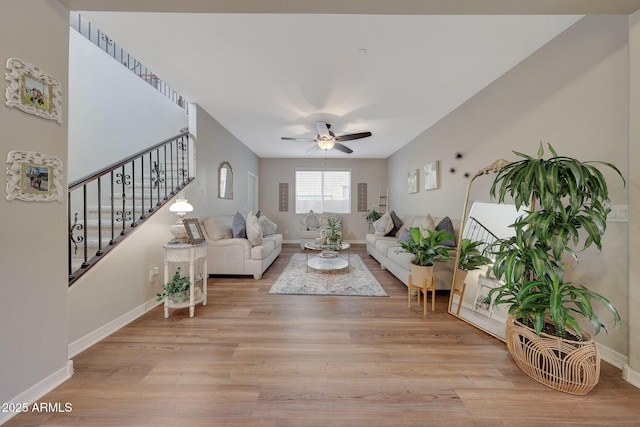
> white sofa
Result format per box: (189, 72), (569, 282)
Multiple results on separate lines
(200, 215), (282, 279)
(299, 211), (343, 249)
(366, 213), (460, 290)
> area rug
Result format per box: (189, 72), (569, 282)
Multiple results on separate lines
(268, 253), (388, 297)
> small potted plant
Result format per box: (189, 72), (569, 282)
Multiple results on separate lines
(156, 268), (191, 303)
(364, 208), (382, 224)
(399, 227), (454, 288)
(451, 239), (492, 314)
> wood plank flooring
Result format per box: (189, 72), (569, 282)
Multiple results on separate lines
(6, 244), (640, 426)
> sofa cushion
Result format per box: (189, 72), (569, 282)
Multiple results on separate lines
(251, 240), (275, 260)
(436, 216), (456, 247)
(375, 237), (401, 255)
(232, 212), (247, 238)
(202, 216), (233, 240)
(258, 214), (277, 236)
(388, 210), (403, 236)
(301, 210), (321, 231)
(246, 211), (263, 246)
(373, 212), (394, 236)
(263, 233), (282, 249)
(387, 246), (415, 271)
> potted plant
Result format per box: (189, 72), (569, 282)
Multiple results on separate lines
(399, 227), (454, 292)
(451, 238), (492, 314)
(488, 143), (624, 395)
(364, 208), (382, 224)
(156, 268), (191, 303)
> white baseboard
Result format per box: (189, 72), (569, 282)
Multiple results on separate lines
(623, 364), (640, 389)
(68, 298), (161, 358)
(597, 342), (628, 370)
(0, 360), (74, 425)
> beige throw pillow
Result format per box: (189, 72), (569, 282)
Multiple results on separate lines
(373, 212), (394, 236)
(245, 211), (263, 246)
(258, 214), (277, 236)
(202, 216), (233, 241)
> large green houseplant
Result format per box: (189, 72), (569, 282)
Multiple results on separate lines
(488, 143), (624, 394)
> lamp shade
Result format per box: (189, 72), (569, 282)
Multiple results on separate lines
(169, 199), (193, 213)
(317, 139), (335, 150)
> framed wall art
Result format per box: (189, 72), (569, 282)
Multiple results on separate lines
(423, 160), (439, 190)
(6, 150), (63, 202)
(5, 58), (63, 124)
(407, 169), (418, 194)
(183, 218), (205, 244)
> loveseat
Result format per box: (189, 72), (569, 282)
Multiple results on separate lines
(299, 211), (343, 249)
(365, 212), (460, 290)
(200, 212), (282, 279)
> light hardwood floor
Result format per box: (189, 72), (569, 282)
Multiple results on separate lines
(6, 244), (640, 426)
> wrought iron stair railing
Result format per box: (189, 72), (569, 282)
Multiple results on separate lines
(68, 131), (193, 285)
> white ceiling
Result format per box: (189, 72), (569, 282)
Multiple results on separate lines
(74, 8), (588, 158)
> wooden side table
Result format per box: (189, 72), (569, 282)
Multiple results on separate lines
(163, 242), (208, 318)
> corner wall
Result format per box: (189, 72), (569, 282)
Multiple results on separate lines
(627, 10), (640, 383)
(387, 16), (630, 357)
(0, 0), (70, 414)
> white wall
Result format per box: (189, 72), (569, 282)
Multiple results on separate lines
(0, 0), (70, 415)
(68, 29), (188, 181)
(259, 158), (387, 242)
(387, 16), (630, 356)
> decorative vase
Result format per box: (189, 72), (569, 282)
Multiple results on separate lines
(505, 316), (600, 395)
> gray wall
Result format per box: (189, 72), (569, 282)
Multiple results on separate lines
(258, 158), (387, 242)
(0, 0), (70, 409)
(388, 16), (630, 356)
(628, 11), (640, 380)
(186, 104), (259, 218)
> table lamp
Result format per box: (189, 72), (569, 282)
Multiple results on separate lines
(169, 197), (193, 242)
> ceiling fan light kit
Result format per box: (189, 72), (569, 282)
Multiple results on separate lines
(281, 121), (371, 154)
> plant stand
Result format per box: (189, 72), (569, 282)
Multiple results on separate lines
(163, 242), (208, 318)
(505, 316), (600, 395)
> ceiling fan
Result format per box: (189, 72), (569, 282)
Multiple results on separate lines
(281, 121), (372, 154)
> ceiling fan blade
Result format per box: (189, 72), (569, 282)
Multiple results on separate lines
(333, 142), (353, 154)
(281, 137), (316, 142)
(335, 131), (372, 142)
(315, 121), (331, 138)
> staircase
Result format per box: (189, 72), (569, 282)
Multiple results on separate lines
(68, 131), (193, 284)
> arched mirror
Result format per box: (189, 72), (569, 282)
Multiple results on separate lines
(218, 161), (233, 199)
(448, 160), (523, 341)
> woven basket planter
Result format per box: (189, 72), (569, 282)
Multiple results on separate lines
(505, 316), (600, 395)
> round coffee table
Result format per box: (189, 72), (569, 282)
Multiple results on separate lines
(304, 242), (351, 272)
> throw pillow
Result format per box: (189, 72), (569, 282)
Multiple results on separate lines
(245, 211), (263, 246)
(301, 210), (321, 231)
(373, 212), (394, 236)
(258, 214), (277, 236)
(397, 228), (411, 243)
(202, 216), (233, 241)
(232, 211), (247, 238)
(420, 214), (436, 238)
(436, 216), (456, 247)
(387, 210), (404, 236)
(255, 210), (262, 218)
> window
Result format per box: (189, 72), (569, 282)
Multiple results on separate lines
(295, 169), (351, 214)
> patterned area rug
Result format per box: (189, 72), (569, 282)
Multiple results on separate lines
(268, 253), (388, 297)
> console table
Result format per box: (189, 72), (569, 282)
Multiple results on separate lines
(163, 242), (208, 318)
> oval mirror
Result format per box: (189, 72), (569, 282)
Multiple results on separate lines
(218, 161), (233, 199)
